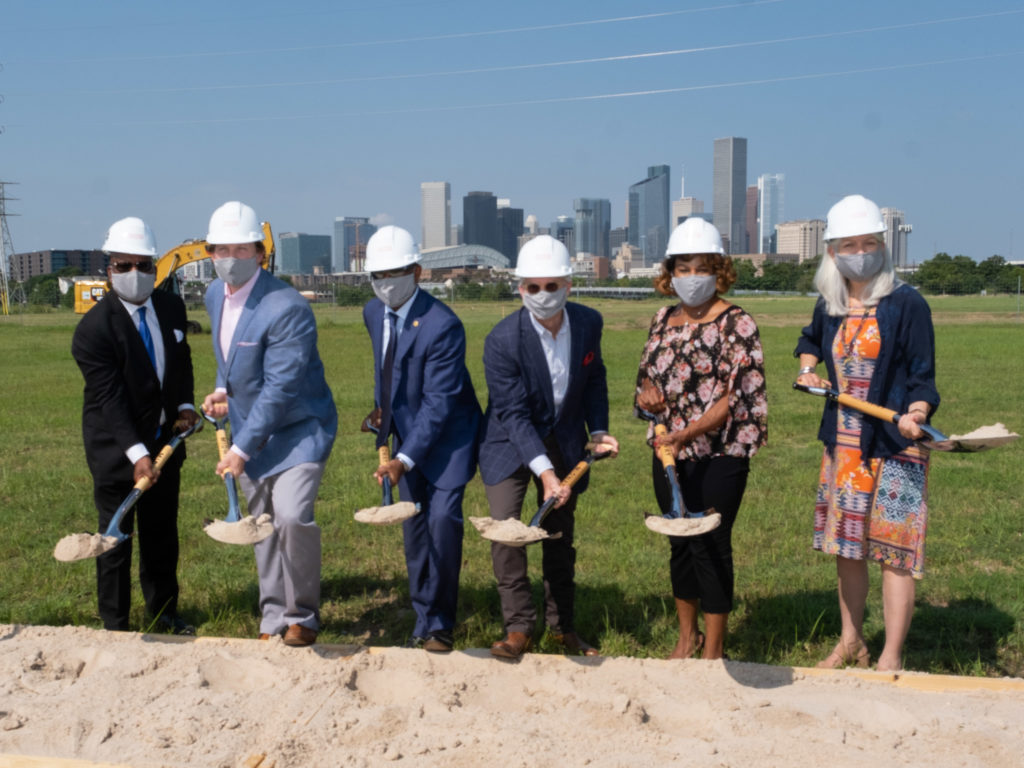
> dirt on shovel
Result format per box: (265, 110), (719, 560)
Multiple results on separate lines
(354, 502), (419, 525)
(53, 533), (121, 562)
(203, 513), (274, 545)
(644, 512), (722, 537)
(468, 516), (563, 546)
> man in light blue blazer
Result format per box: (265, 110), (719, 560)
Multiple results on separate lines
(201, 201), (337, 647)
(362, 226), (481, 652)
(479, 236), (618, 660)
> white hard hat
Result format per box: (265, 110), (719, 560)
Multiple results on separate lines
(824, 194), (885, 241)
(206, 201), (263, 245)
(365, 226), (420, 272)
(102, 217), (157, 256)
(515, 235), (572, 278)
(666, 218), (725, 257)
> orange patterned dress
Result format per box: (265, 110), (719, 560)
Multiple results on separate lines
(812, 308), (929, 578)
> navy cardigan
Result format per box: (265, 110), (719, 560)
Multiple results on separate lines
(794, 283), (940, 459)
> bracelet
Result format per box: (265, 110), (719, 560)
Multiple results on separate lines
(798, 366), (816, 376)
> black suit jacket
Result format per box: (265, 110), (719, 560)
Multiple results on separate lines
(71, 290), (195, 483)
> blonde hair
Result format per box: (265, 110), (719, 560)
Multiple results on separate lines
(814, 240), (899, 316)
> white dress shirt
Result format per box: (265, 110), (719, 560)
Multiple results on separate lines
(382, 289), (420, 470)
(526, 309), (570, 477)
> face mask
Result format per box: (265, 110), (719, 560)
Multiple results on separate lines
(834, 248), (885, 282)
(213, 255), (261, 287)
(671, 275), (718, 307)
(110, 269), (155, 304)
(372, 273), (417, 309)
(521, 286), (568, 320)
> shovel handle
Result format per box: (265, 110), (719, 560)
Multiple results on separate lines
(653, 424), (677, 469)
(378, 445), (391, 466)
(835, 393), (900, 425)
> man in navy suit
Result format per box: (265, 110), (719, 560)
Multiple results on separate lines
(479, 235), (619, 659)
(362, 226), (481, 652)
(72, 217), (199, 634)
(201, 201), (337, 647)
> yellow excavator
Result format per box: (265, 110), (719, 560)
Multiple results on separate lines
(71, 221), (275, 315)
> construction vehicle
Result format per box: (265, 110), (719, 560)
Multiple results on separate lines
(70, 221), (275, 315)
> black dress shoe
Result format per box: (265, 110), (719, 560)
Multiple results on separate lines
(423, 630), (454, 653)
(154, 615), (195, 636)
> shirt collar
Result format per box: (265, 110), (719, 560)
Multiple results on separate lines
(528, 308), (568, 340)
(118, 294), (155, 318)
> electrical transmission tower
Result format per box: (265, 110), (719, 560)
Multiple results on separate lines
(0, 180), (21, 315)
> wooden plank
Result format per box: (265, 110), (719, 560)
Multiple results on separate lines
(0, 756), (134, 768)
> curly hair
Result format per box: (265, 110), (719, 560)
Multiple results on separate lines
(653, 253), (737, 296)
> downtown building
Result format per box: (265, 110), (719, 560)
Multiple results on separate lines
(573, 198), (611, 258)
(713, 137), (747, 254)
(776, 219), (825, 264)
(628, 165), (670, 266)
(333, 217), (377, 273)
(10, 248), (107, 281)
(757, 173), (785, 254)
(496, 200), (524, 267)
(882, 207), (912, 267)
(421, 182), (451, 250)
(463, 191), (500, 252)
(279, 233), (332, 275)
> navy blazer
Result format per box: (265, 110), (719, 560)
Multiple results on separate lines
(363, 290), (481, 491)
(206, 269), (337, 480)
(795, 282), (940, 459)
(72, 289), (195, 482)
(478, 301), (609, 490)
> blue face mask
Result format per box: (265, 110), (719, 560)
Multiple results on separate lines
(835, 248), (885, 281)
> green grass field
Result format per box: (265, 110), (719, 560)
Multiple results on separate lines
(1, 294), (1022, 675)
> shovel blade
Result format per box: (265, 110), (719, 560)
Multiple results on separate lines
(468, 516), (560, 546)
(354, 501), (419, 525)
(203, 513), (275, 545)
(53, 532), (124, 562)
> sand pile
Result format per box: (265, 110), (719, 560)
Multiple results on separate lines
(1, 624), (1022, 768)
(468, 517), (558, 545)
(353, 502), (419, 525)
(643, 513), (722, 537)
(52, 533), (120, 562)
(203, 513), (275, 545)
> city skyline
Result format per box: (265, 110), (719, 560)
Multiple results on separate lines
(2, 1), (1021, 263)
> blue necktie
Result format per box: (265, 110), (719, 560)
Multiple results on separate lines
(377, 312), (397, 449)
(137, 306), (158, 373)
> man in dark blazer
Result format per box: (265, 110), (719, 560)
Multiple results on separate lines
(71, 216), (198, 633)
(478, 235), (619, 659)
(362, 226), (481, 652)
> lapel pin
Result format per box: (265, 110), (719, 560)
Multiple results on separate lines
(413, 320), (420, 327)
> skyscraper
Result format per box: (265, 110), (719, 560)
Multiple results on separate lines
(551, 215), (575, 256)
(628, 164), (670, 266)
(882, 208), (912, 267)
(776, 219), (825, 263)
(757, 173), (785, 254)
(745, 185), (758, 254)
(280, 233), (332, 275)
(420, 181), (451, 250)
(333, 217), (376, 272)
(573, 198), (611, 258)
(463, 191), (499, 251)
(496, 204), (524, 266)
(713, 137), (747, 255)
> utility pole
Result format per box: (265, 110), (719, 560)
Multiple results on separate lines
(0, 181), (22, 315)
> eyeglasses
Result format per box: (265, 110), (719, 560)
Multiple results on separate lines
(110, 260), (155, 274)
(522, 282), (562, 294)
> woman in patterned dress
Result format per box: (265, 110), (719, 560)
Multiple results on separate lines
(795, 194), (939, 672)
(635, 219), (768, 661)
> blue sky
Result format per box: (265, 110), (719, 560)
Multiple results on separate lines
(2, 0), (1022, 263)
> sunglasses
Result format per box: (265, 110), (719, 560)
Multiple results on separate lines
(110, 260), (155, 274)
(371, 267), (413, 280)
(522, 282), (562, 295)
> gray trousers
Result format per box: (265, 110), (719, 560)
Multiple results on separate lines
(485, 461), (578, 637)
(239, 461), (325, 635)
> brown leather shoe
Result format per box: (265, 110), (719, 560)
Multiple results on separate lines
(283, 624), (317, 647)
(551, 631), (600, 657)
(490, 631), (532, 659)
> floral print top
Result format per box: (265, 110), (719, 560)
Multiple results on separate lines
(634, 304), (768, 460)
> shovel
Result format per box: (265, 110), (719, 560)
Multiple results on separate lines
(354, 416), (419, 525)
(469, 444), (614, 546)
(793, 383), (1020, 452)
(54, 419), (204, 562)
(644, 423), (722, 537)
(200, 410), (274, 545)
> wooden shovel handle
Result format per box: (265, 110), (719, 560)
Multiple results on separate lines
(215, 427), (231, 460)
(561, 459), (591, 489)
(134, 442), (176, 493)
(836, 393), (899, 425)
(378, 445), (391, 466)
(653, 423), (676, 469)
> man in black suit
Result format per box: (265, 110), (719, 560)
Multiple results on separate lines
(71, 217), (198, 633)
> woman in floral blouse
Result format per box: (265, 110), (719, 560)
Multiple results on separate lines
(635, 218), (767, 661)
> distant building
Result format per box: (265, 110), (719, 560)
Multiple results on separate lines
(10, 248), (107, 281)
(421, 182), (451, 250)
(757, 173), (785, 254)
(463, 191), (499, 252)
(882, 207), (912, 267)
(775, 219), (825, 263)
(713, 137), (747, 254)
(524, 214), (539, 235)
(279, 233), (332, 275)
(572, 255), (610, 280)
(609, 226), (628, 255)
(333, 217), (376, 272)
(745, 185), (758, 254)
(612, 242), (645, 276)
(573, 198), (611, 258)
(551, 215), (575, 256)
(450, 224), (463, 246)
(496, 205), (524, 266)
(628, 164), (670, 266)
(671, 197), (704, 226)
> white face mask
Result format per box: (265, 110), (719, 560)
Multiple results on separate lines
(671, 275), (718, 307)
(110, 269), (155, 304)
(372, 273), (417, 309)
(834, 248), (885, 282)
(521, 285), (568, 320)
(213, 255), (261, 287)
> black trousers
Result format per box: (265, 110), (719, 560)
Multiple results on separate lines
(651, 454), (749, 614)
(93, 457), (181, 631)
(486, 441), (578, 636)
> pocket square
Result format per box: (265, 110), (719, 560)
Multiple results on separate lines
(583, 351), (595, 366)
(237, 341), (259, 347)
(174, 329), (185, 342)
